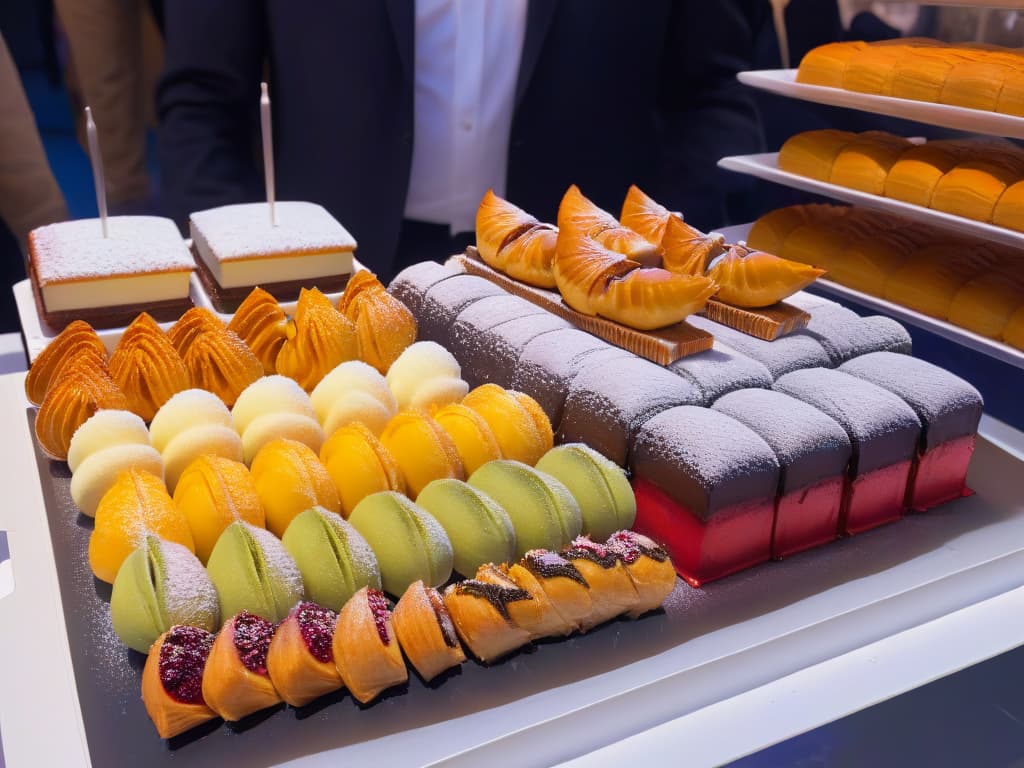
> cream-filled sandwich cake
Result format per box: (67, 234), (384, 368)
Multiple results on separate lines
(189, 201), (356, 311)
(29, 216), (194, 330)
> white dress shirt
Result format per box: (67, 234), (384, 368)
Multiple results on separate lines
(404, 0), (529, 234)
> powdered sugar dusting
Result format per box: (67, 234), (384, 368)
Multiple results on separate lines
(669, 341), (773, 405)
(246, 523), (305, 598)
(416, 275), (505, 342)
(687, 316), (830, 379)
(156, 539), (219, 626)
(387, 260), (463, 318)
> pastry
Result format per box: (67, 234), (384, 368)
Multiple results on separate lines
(557, 184), (661, 265)
(997, 69), (1024, 117)
(713, 388), (852, 557)
(416, 478), (517, 577)
(605, 530), (676, 617)
(687, 315), (830, 380)
(473, 563), (554, 639)
(941, 58), (1017, 112)
(461, 383), (553, 466)
(949, 272), (1024, 339)
(141, 626), (217, 739)
(432, 403), (503, 476)
(932, 160), (1021, 222)
(778, 129), (857, 182)
(883, 143), (962, 207)
(205, 520), (304, 623)
(667, 340), (773, 406)
(1003, 305), (1024, 350)
(774, 368), (922, 534)
(391, 580), (466, 682)
(173, 454), (265, 563)
(512, 550), (592, 634)
(561, 536), (639, 631)
(337, 270), (418, 374)
(387, 260), (464, 321)
(385, 341), (469, 412)
(891, 47), (968, 103)
(190, 201), (356, 311)
(250, 438), (340, 537)
(830, 132), (914, 195)
(467, 460), (581, 558)
(266, 601), (343, 707)
(167, 307), (225, 354)
(310, 360), (398, 437)
(276, 287), (359, 392)
(333, 588), (408, 703)
(839, 351), (982, 511)
(629, 406), (780, 586)
(535, 444), (636, 542)
(620, 185), (725, 273)
(347, 491), (453, 597)
(25, 319), (107, 406)
(107, 312), (191, 421)
(705, 245), (824, 308)
(319, 422), (406, 517)
(171, 312), (263, 408)
(227, 287), (287, 374)
(884, 245), (995, 320)
(378, 411), (465, 496)
(796, 41), (868, 87)
(994, 179), (1024, 233)
(29, 216), (193, 330)
(442, 578), (533, 663)
(68, 409), (163, 517)
(149, 389), (244, 493)
(89, 467), (195, 583)
(746, 203), (834, 256)
(202, 611), (282, 721)
(281, 507), (382, 610)
(475, 189), (559, 288)
(110, 534), (219, 653)
(232, 375), (326, 464)
(415, 273), (504, 344)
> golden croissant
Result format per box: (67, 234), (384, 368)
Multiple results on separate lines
(620, 185), (725, 276)
(475, 189), (559, 288)
(707, 246), (827, 308)
(25, 319), (108, 406)
(558, 185), (661, 266)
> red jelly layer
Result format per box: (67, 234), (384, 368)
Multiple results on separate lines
(159, 626), (214, 705)
(295, 602), (337, 664)
(632, 478), (774, 588)
(842, 460), (912, 535)
(773, 476), (843, 559)
(908, 435), (976, 512)
(232, 611), (275, 676)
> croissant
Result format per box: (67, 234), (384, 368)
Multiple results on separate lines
(475, 189), (559, 288)
(553, 230), (717, 331)
(620, 186), (725, 276)
(706, 245), (826, 308)
(558, 185), (661, 266)
(25, 319), (108, 406)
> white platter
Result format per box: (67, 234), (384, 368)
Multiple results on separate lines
(738, 69), (1024, 140)
(717, 152), (1024, 250)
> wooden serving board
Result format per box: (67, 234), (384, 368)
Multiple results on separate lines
(453, 249), (713, 366)
(701, 298), (810, 341)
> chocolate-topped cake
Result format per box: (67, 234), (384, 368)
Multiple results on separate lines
(630, 405), (780, 586)
(713, 388), (852, 557)
(387, 260), (463, 319)
(415, 274), (506, 343)
(559, 356), (701, 467)
(857, 316), (913, 354)
(669, 341), (773, 405)
(839, 351), (982, 510)
(774, 368), (922, 534)
(688, 315), (831, 379)
(511, 329), (636, 426)
(801, 303), (913, 365)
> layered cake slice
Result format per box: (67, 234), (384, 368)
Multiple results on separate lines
(630, 406), (780, 586)
(29, 216), (193, 330)
(687, 315), (831, 379)
(838, 351), (982, 510)
(774, 368), (921, 534)
(190, 201), (356, 311)
(668, 341), (773, 405)
(713, 388), (852, 557)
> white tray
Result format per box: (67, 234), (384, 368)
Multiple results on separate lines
(717, 152), (1024, 250)
(738, 69), (1024, 140)
(716, 221), (1024, 371)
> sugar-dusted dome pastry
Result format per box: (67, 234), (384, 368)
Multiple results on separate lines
(232, 374), (325, 464)
(475, 189), (559, 288)
(227, 286), (287, 374)
(108, 312), (191, 421)
(276, 287), (359, 391)
(461, 384), (552, 466)
(250, 437), (340, 537)
(432, 402), (502, 475)
(310, 359), (398, 437)
(385, 340), (469, 412)
(25, 319), (107, 406)
(337, 270), (418, 374)
(379, 410), (465, 497)
(319, 422), (406, 517)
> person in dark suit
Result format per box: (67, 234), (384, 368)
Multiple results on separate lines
(158, 1), (763, 281)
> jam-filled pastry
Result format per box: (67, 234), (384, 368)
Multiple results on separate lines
(475, 189), (559, 288)
(227, 287), (288, 374)
(276, 287), (359, 392)
(473, 563), (557, 639)
(558, 184), (661, 265)
(142, 625), (218, 739)
(265, 601), (343, 707)
(443, 578), (533, 663)
(25, 319), (107, 406)
(202, 611), (283, 721)
(337, 270), (417, 374)
(562, 536), (639, 631)
(619, 185), (725, 275)
(108, 312), (191, 421)
(391, 580), (466, 682)
(333, 587), (408, 703)
(513, 549), (592, 634)
(706, 245), (825, 308)
(606, 531), (676, 617)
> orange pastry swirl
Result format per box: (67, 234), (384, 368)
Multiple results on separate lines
(108, 313), (191, 421)
(559, 184), (661, 265)
(475, 189), (559, 288)
(227, 287), (287, 374)
(167, 307), (225, 357)
(337, 271), (417, 374)
(180, 327), (263, 407)
(277, 287), (359, 391)
(706, 246), (827, 309)
(25, 319), (108, 406)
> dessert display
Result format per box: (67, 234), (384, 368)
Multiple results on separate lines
(606, 530), (677, 618)
(28, 216), (194, 330)
(249, 438), (340, 537)
(432, 403), (503, 475)
(189, 201), (356, 311)
(202, 611), (282, 721)
(442, 578), (533, 663)
(474, 562), (557, 639)
(414, 272), (507, 344)
(24, 319), (107, 405)
(168, 308), (263, 407)
(462, 383), (553, 466)
(141, 625), (217, 739)
(332, 587), (408, 703)
(386, 259), (465, 323)
(276, 287), (359, 392)
(561, 536), (640, 631)
(668, 341), (773, 405)
(385, 340), (470, 412)
(336, 270), (418, 373)
(280, 507), (382, 610)
(109, 535), (219, 654)
(266, 601), (343, 707)
(107, 313), (190, 421)
(226, 287), (287, 374)
(378, 410), (465, 496)
(475, 189), (559, 288)
(311, 360), (397, 437)
(319, 422), (406, 516)
(232, 375), (325, 464)
(391, 580), (466, 682)
(796, 39), (1024, 116)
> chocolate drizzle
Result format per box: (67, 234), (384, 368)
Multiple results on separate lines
(455, 580), (532, 622)
(426, 586), (460, 649)
(523, 550), (589, 587)
(607, 531), (669, 565)
(563, 536), (623, 569)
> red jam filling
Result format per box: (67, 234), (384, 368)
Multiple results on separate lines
(294, 602), (337, 664)
(158, 626), (214, 705)
(232, 611), (275, 676)
(367, 589), (392, 646)
(606, 530), (668, 564)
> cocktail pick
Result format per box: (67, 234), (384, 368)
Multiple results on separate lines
(84, 106), (109, 237)
(771, 0), (791, 69)
(260, 81), (277, 227)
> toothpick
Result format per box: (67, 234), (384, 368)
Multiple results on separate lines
(771, 0), (791, 69)
(260, 82), (277, 227)
(84, 107), (109, 238)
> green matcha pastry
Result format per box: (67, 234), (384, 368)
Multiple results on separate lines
(281, 507), (382, 610)
(467, 460), (582, 558)
(416, 479), (516, 577)
(110, 535), (219, 653)
(206, 521), (304, 623)
(347, 491), (453, 597)
(535, 444), (636, 542)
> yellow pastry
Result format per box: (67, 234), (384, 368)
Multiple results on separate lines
(891, 48), (961, 103)
(842, 44), (906, 95)
(461, 384), (553, 467)
(883, 143), (962, 208)
(276, 287), (359, 391)
(778, 129), (857, 183)
(320, 422), (406, 517)
(705, 246), (824, 308)
(932, 161), (1020, 223)
(829, 237), (910, 296)
(796, 41), (868, 88)
(250, 437), (341, 538)
(25, 319), (107, 406)
(1003, 304), (1024, 350)
(432, 402), (503, 476)
(167, 307), (225, 355)
(993, 180), (1024, 233)
(227, 287), (287, 374)
(948, 272), (1024, 339)
(940, 60), (1017, 112)
(337, 270), (418, 374)
(830, 133), (913, 196)
(884, 245), (994, 319)
(996, 70), (1024, 117)
(379, 411), (464, 497)
(108, 312), (191, 422)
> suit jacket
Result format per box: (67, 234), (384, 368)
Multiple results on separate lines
(158, 0), (763, 277)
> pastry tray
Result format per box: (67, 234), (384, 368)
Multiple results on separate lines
(737, 69), (1024, 140)
(13, 405), (1024, 767)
